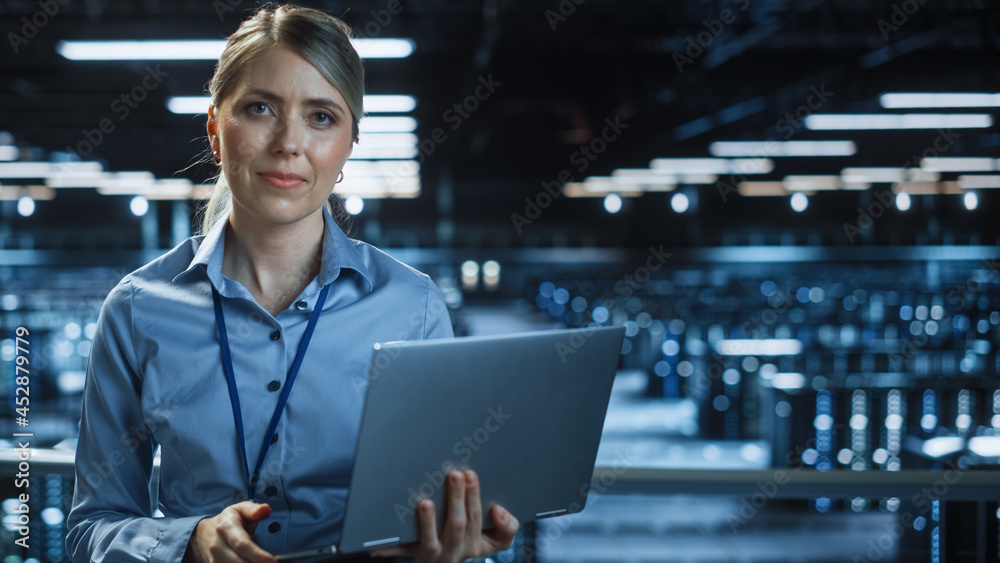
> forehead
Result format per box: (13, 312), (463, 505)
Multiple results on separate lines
(227, 45), (348, 106)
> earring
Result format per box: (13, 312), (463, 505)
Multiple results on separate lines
(212, 151), (221, 166)
(337, 170), (344, 183)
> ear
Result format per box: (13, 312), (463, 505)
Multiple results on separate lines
(207, 106), (220, 154)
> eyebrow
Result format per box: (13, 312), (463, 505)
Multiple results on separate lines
(246, 88), (347, 116)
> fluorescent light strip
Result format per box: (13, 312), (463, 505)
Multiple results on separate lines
(709, 141), (856, 157)
(649, 158), (774, 174)
(364, 95), (417, 113)
(968, 436), (1000, 457)
(97, 179), (194, 199)
(880, 93), (1000, 108)
(768, 373), (807, 390)
(892, 181), (962, 195)
(805, 114), (994, 130)
(921, 436), (965, 458)
(359, 116), (417, 133)
(738, 182), (785, 196)
(58, 40), (225, 60)
(0, 161), (103, 179)
(783, 175), (845, 191)
(357, 132), (418, 146)
(958, 175), (1000, 189)
(57, 38), (414, 61)
(352, 38), (415, 59)
(840, 168), (940, 183)
(0, 186), (54, 200)
(166, 97), (210, 115)
(920, 157), (998, 172)
(563, 182), (641, 198)
(349, 146), (418, 160)
(611, 169), (710, 185)
(841, 168), (906, 183)
(167, 95), (417, 115)
(342, 159), (419, 178)
(583, 177), (647, 193)
(716, 339), (803, 356)
(335, 175), (420, 197)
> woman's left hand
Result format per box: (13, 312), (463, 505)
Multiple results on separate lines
(370, 470), (519, 563)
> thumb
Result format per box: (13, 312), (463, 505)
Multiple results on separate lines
(235, 501), (272, 522)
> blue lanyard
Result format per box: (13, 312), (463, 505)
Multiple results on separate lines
(211, 282), (331, 501)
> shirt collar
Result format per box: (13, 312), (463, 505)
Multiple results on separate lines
(173, 206), (373, 294)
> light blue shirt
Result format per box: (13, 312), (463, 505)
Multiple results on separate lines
(66, 208), (454, 562)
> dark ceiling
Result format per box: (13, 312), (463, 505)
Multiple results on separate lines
(1, 0), (998, 250)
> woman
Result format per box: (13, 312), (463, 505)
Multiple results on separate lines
(65, 5), (519, 562)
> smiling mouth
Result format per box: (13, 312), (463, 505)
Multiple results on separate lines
(258, 171), (306, 189)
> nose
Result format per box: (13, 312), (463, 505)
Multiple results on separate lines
(271, 117), (304, 157)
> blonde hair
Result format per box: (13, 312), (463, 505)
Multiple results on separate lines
(199, 3), (363, 235)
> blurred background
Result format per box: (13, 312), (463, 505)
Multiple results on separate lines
(1, 0), (999, 561)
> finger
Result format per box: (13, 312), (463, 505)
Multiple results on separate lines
(482, 505), (520, 552)
(222, 506), (277, 562)
(441, 471), (467, 559)
(417, 499), (441, 557)
(463, 470), (483, 552)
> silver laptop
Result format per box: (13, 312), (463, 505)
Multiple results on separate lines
(277, 325), (626, 561)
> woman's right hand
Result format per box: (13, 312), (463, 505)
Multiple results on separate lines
(184, 501), (277, 563)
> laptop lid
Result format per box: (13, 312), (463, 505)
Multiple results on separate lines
(335, 325), (625, 555)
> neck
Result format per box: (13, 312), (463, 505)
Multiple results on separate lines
(222, 210), (325, 314)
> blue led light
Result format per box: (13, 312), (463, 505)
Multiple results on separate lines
(552, 288), (570, 305)
(539, 282), (555, 297)
(760, 280), (776, 297)
(592, 306), (610, 323)
(796, 287), (811, 303)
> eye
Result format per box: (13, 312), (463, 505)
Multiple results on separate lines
(248, 102), (269, 115)
(313, 111), (335, 125)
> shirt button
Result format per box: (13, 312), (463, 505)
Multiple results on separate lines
(265, 485), (278, 497)
(295, 300), (307, 311)
(270, 330), (281, 341)
(268, 522), (280, 533)
(271, 433), (278, 445)
(267, 380), (281, 392)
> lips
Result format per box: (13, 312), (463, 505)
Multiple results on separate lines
(258, 171), (306, 189)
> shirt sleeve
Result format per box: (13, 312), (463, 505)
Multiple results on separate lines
(422, 276), (455, 340)
(65, 277), (205, 563)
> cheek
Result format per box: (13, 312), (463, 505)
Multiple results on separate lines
(221, 120), (266, 162)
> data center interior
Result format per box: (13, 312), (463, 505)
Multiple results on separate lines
(1, 0), (1000, 561)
